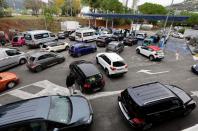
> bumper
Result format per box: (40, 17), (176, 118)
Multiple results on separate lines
(109, 69), (128, 75)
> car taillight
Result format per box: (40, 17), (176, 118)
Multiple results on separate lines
(131, 118), (145, 124)
(125, 64), (128, 68)
(110, 66), (116, 71)
(84, 83), (91, 88)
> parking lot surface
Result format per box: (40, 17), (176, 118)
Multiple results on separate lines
(1, 37), (198, 131)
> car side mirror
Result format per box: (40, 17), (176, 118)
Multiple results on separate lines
(53, 128), (59, 131)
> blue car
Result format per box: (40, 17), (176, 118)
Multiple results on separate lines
(69, 43), (97, 57)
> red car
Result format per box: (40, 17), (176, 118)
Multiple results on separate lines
(11, 36), (25, 46)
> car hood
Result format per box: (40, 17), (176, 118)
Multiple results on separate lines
(0, 72), (17, 81)
(69, 96), (93, 125)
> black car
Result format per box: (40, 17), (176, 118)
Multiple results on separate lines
(111, 32), (125, 41)
(95, 36), (113, 47)
(123, 36), (138, 46)
(106, 41), (124, 53)
(0, 95), (93, 131)
(118, 82), (196, 130)
(69, 60), (105, 93)
(191, 64), (198, 74)
(26, 51), (65, 72)
(57, 32), (66, 39)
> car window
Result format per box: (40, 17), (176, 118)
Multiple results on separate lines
(113, 61), (125, 67)
(76, 32), (82, 38)
(141, 46), (148, 50)
(34, 33), (49, 40)
(57, 42), (65, 46)
(83, 32), (94, 37)
(29, 56), (36, 62)
(13, 37), (19, 42)
(102, 55), (111, 65)
(5, 50), (21, 56)
(38, 55), (47, 60)
(50, 33), (56, 37)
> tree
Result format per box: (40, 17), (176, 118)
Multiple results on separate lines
(180, 11), (198, 25)
(138, 2), (167, 15)
(0, 0), (8, 17)
(61, 0), (81, 16)
(82, 0), (100, 12)
(24, 0), (43, 16)
(54, 0), (64, 14)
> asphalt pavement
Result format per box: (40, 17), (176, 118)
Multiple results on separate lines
(1, 37), (198, 131)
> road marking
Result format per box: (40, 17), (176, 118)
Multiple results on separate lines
(137, 69), (169, 75)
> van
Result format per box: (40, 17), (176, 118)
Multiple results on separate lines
(75, 28), (98, 42)
(0, 48), (27, 71)
(25, 30), (58, 48)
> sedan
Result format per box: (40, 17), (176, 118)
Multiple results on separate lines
(26, 51), (65, 72)
(0, 72), (19, 91)
(106, 41), (124, 53)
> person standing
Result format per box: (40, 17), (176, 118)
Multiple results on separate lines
(66, 73), (76, 95)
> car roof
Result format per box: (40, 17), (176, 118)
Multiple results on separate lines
(0, 96), (51, 127)
(72, 43), (88, 47)
(109, 41), (120, 45)
(127, 82), (176, 107)
(103, 53), (124, 62)
(148, 45), (161, 51)
(26, 30), (51, 35)
(29, 51), (50, 58)
(77, 62), (100, 77)
(76, 28), (95, 33)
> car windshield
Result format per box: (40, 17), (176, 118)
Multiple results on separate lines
(25, 34), (32, 40)
(108, 44), (116, 49)
(113, 61), (125, 67)
(48, 96), (72, 124)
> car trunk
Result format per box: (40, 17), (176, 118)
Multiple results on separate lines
(84, 74), (104, 91)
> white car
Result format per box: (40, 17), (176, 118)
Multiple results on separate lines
(136, 45), (164, 61)
(172, 32), (184, 39)
(96, 52), (128, 76)
(41, 41), (70, 52)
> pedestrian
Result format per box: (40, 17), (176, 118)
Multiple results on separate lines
(66, 73), (76, 95)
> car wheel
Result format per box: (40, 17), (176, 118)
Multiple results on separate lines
(65, 46), (69, 50)
(35, 66), (42, 72)
(19, 58), (27, 65)
(136, 49), (140, 54)
(96, 57), (99, 64)
(149, 55), (154, 61)
(183, 108), (193, 116)
(7, 81), (16, 89)
(105, 69), (110, 77)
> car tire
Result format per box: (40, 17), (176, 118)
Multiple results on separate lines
(7, 81), (16, 89)
(96, 57), (99, 64)
(35, 66), (42, 72)
(19, 58), (27, 65)
(65, 46), (69, 50)
(136, 49), (140, 54)
(149, 55), (154, 61)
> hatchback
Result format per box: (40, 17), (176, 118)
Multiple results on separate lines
(69, 60), (105, 93)
(26, 51), (65, 72)
(11, 36), (25, 46)
(69, 43), (97, 57)
(106, 41), (124, 53)
(123, 36), (138, 46)
(0, 72), (19, 91)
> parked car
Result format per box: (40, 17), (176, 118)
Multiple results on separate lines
(57, 32), (66, 39)
(106, 41), (124, 53)
(0, 72), (19, 91)
(123, 36), (138, 46)
(69, 60), (105, 93)
(172, 32), (184, 39)
(11, 36), (25, 46)
(191, 64), (198, 74)
(26, 51), (65, 72)
(25, 30), (58, 48)
(75, 28), (98, 42)
(96, 52), (128, 77)
(0, 95), (93, 131)
(41, 41), (69, 52)
(136, 32), (147, 40)
(69, 43), (97, 57)
(118, 82), (196, 130)
(136, 45), (165, 61)
(95, 36), (113, 47)
(111, 32), (124, 41)
(0, 48), (27, 72)
(69, 32), (76, 41)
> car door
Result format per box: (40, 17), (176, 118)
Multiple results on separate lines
(56, 42), (65, 51)
(4, 49), (21, 66)
(0, 51), (9, 71)
(45, 53), (58, 67)
(141, 46), (150, 56)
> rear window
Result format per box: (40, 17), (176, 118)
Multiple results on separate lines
(83, 32), (94, 37)
(113, 61), (125, 67)
(34, 33), (49, 40)
(13, 37), (19, 42)
(86, 74), (103, 83)
(76, 32), (82, 38)
(25, 34), (32, 40)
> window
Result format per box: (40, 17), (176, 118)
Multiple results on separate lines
(25, 34), (32, 40)
(113, 61), (125, 67)
(50, 33), (56, 37)
(76, 32), (82, 38)
(6, 50), (21, 56)
(83, 32), (94, 37)
(34, 33), (49, 40)
(38, 55), (47, 60)
(13, 37), (19, 42)
(29, 57), (36, 62)
(102, 55), (111, 65)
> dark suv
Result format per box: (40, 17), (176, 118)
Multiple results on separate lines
(69, 60), (105, 93)
(0, 95), (93, 131)
(95, 36), (113, 47)
(118, 82), (196, 130)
